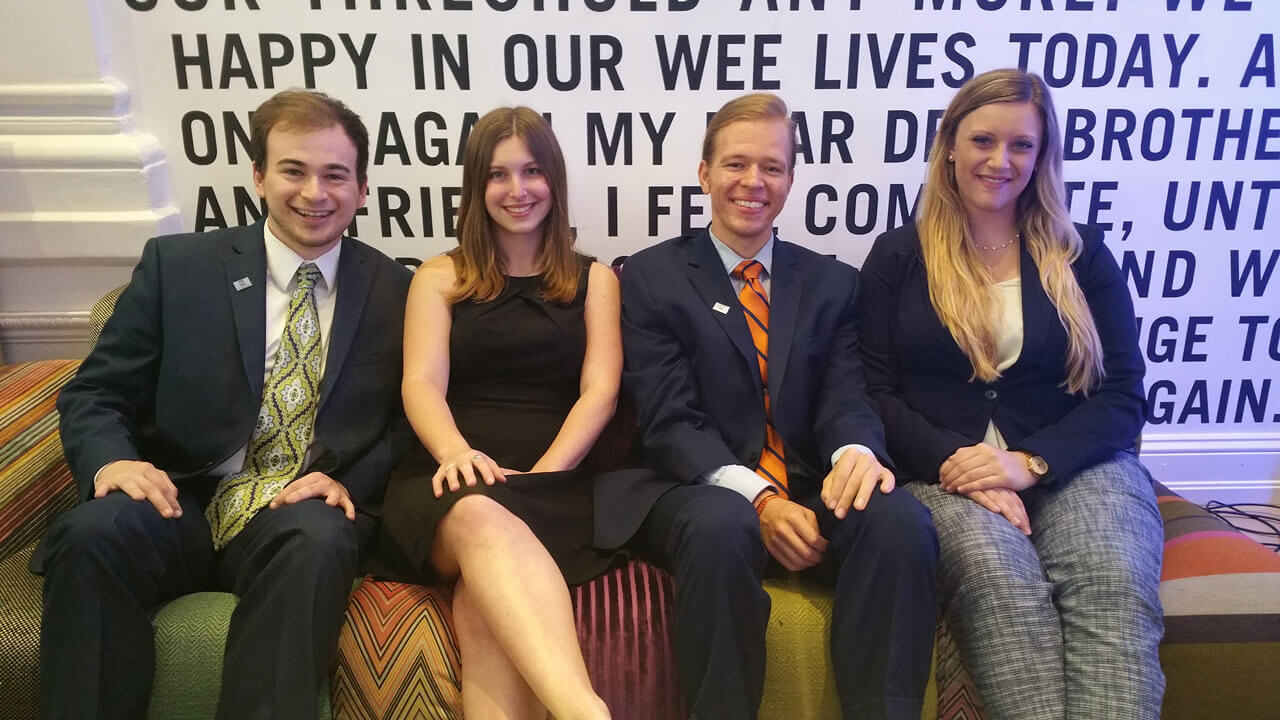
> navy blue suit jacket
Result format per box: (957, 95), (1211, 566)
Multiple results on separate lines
(597, 229), (889, 547)
(858, 222), (1147, 487)
(55, 222), (414, 514)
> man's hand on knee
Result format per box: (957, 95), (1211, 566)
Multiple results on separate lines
(821, 448), (895, 519)
(95, 460), (182, 518)
(758, 497), (827, 571)
(268, 472), (356, 520)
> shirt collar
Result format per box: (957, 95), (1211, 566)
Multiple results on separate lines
(708, 228), (775, 279)
(263, 222), (342, 293)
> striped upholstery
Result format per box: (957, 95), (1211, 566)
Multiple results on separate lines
(0, 360), (80, 560)
(0, 360), (81, 720)
(574, 560), (686, 720)
(1155, 481), (1280, 720)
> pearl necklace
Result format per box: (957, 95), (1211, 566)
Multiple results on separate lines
(974, 233), (1020, 252)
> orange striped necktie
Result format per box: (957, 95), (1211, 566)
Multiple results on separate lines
(733, 259), (788, 497)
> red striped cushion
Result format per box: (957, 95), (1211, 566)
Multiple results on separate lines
(0, 360), (80, 560)
(573, 559), (686, 720)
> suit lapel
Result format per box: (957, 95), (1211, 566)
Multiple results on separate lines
(766, 240), (800, 399)
(1015, 242), (1051, 369)
(225, 226), (268, 400)
(320, 239), (373, 410)
(682, 231), (757, 377)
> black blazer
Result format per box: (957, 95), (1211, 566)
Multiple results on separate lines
(857, 222), (1146, 487)
(55, 222), (414, 512)
(596, 229), (889, 547)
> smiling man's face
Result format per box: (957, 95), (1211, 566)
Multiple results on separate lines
(253, 123), (368, 259)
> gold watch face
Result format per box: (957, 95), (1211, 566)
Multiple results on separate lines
(1028, 455), (1049, 476)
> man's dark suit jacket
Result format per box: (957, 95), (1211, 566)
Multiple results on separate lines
(858, 222), (1146, 487)
(53, 222), (413, 520)
(596, 229), (889, 548)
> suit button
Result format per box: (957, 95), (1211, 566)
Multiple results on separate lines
(984, 389), (998, 400)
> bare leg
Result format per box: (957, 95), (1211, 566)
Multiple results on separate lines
(454, 577), (546, 720)
(431, 495), (610, 720)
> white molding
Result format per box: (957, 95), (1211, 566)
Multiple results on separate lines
(0, 311), (92, 363)
(0, 311), (91, 339)
(1140, 431), (1280, 504)
(1142, 431), (1280, 454)
(0, 79), (133, 134)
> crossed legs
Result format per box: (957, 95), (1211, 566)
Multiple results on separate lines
(430, 494), (609, 720)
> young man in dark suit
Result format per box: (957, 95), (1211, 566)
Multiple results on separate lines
(598, 93), (940, 719)
(36, 90), (413, 720)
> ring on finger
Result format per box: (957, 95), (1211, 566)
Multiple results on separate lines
(471, 454), (483, 463)
(445, 463), (457, 471)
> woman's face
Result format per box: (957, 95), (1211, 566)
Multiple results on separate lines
(484, 135), (552, 245)
(949, 100), (1042, 223)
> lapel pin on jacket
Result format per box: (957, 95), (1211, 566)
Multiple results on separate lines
(233, 277), (253, 291)
(712, 302), (730, 314)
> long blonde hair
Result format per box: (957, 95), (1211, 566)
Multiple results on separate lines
(918, 69), (1103, 395)
(450, 107), (578, 304)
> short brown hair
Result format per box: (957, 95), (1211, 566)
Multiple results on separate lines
(250, 90), (369, 185)
(702, 93), (797, 172)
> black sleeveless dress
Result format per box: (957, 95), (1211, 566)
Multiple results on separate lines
(374, 259), (618, 585)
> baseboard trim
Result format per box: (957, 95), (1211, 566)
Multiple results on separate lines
(0, 311), (91, 362)
(1141, 431), (1280, 504)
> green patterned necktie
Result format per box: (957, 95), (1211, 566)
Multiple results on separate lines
(206, 263), (324, 550)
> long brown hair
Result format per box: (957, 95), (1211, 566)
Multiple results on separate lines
(918, 69), (1103, 394)
(450, 107), (578, 304)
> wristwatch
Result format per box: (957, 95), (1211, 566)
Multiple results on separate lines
(1021, 452), (1050, 481)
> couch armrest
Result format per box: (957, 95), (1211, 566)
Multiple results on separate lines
(0, 360), (81, 561)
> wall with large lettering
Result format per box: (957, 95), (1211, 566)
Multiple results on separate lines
(1, 0), (1276, 501)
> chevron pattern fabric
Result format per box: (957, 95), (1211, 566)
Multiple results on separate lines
(332, 581), (462, 720)
(935, 618), (986, 720)
(148, 592), (237, 719)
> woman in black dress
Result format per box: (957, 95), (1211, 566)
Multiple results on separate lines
(377, 107), (618, 720)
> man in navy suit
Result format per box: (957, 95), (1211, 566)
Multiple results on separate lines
(36, 90), (413, 720)
(600, 93), (939, 719)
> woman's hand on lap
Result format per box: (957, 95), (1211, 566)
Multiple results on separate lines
(940, 443), (1037, 493)
(431, 449), (506, 497)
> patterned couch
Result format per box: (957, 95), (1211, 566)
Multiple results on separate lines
(2, 357), (1278, 719)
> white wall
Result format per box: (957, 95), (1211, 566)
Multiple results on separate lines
(1, 0), (1276, 501)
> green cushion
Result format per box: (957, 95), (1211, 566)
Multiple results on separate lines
(759, 576), (939, 720)
(761, 576), (840, 719)
(147, 591), (332, 720)
(148, 592), (237, 720)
